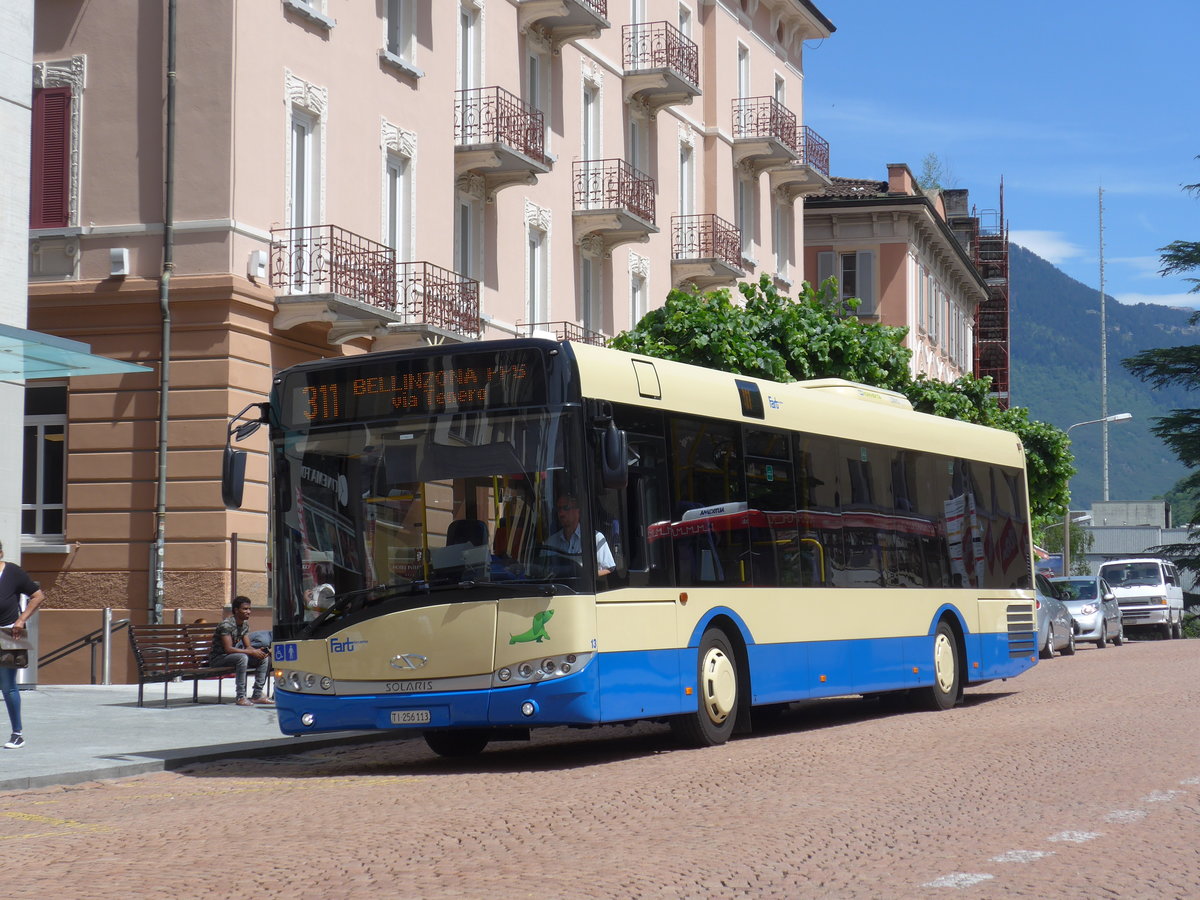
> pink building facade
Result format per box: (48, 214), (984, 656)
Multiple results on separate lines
(804, 163), (988, 383)
(26, 0), (833, 682)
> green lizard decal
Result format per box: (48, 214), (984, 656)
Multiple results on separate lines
(509, 609), (555, 644)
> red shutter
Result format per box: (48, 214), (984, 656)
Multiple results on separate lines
(30, 86), (72, 229)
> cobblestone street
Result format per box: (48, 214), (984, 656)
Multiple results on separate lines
(2, 636), (1197, 899)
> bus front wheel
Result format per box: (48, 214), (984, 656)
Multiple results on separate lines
(921, 622), (961, 711)
(424, 729), (490, 758)
(671, 627), (740, 747)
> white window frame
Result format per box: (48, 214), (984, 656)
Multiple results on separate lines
(22, 383), (67, 541)
(772, 198), (789, 281)
(736, 174), (755, 261)
(458, 0), (482, 92)
(580, 252), (602, 334)
(678, 3), (692, 38)
(455, 193), (483, 281)
(386, 153), (413, 261)
(736, 43), (750, 99)
(527, 41), (551, 151)
(382, 0), (423, 78)
(678, 141), (694, 216)
(527, 223), (549, 324)
(630, 270), (647, 326)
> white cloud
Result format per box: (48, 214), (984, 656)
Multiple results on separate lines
(1115, 291), (1200, 310)
(1010, 231), (1087, 264)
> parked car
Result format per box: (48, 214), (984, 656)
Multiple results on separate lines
(1036, 573), (1075, 658)
(1097, 557), (1184, 639)
(1050, 575), (1124, 648)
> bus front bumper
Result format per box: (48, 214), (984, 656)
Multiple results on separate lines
(275, 667), (601, 735)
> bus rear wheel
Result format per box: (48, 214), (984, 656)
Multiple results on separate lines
(920, 621), (961, 711)
(424, 729), (490, 758)
(671, 627), (739, 747)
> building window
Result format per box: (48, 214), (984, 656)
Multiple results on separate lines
(527, 223), (549, 324)
(630, 270), (647, 326)
(678, 3), (691, 38)
(736, 175), (754, 260)
(678, 142), (694, 217)
(386, 0), (413, 61)
(580, 253), (602, 333)
(817, 250), (876, 315)
(289, 110), (319, 231)
(455, 194), (482, 280)
(386, 153), (412, 261)
(30, 87), (72, 229)
(458, 1), (481, 91)
(23, 385), (67, 539)
(772, 199), (789, 280)
(736, 43), (750, 99)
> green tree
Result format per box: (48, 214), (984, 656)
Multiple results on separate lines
(1121, 157), (1200, 574)
(612, 275), (1074, 520)
(917, 153), (957, 191)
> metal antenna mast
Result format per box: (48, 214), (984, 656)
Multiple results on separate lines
(1100, 187), (1110, 501)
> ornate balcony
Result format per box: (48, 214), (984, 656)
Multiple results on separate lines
(393, 261), (482, 344)
(769, 125), (832, 200)
(732, 97), (799, 175)
(670, 214), (745, 289)
(455, 86), (551, 200)
(521, 321), (607, 346)
(517, 0), (609, 47)
(622, 21), (700, 113)
(268, 225), (479, 346)
(572, 159), (658, 255)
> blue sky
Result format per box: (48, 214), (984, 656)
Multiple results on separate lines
(802, 1), (1199, 308)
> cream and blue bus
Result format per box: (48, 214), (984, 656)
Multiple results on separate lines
(223, 339), (1037, 756)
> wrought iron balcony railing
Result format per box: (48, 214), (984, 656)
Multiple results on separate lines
(622, 21), (699, 88)
(672, 214), (742, 271)
(455, 86), (546, 165)
(522, 321), (607, 346)
(572, 159), (655, 222)
(732, 97), (798, 155)
(397, 261), (481, 338)
(269, 226), (480, 337)
(797, 125), (830, 177)
(270, 224), (397, 308)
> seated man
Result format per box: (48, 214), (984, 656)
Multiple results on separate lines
(546, 492), (615, 576)
(210, 595), (273, 706)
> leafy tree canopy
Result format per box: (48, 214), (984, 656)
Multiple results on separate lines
(611, 273), (1073, 520)
(1121, 156), (1200, 572)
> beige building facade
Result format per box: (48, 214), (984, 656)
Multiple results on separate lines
(26, 0), (833, 683)
(804, 163), (989, 384)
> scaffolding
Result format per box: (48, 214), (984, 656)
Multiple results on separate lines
(963, 182), (1010, 408)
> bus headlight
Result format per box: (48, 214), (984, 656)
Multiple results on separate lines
(493, 652), (594, 687)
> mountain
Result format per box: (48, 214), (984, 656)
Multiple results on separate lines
(1008, 243), (1200, 512)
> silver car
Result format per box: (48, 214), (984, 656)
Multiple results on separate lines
(1037, 573), (1075, 658)
(1050, 575), (1124, 648)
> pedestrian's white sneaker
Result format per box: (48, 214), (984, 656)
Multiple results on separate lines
(5, 732), (24, 749)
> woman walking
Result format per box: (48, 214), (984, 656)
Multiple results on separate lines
(0, 542), (44, 749)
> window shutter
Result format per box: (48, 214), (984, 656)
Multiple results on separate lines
(816, 251), (835, 294)
(856, 251), (875, 314)
(30, 87), (72, 229)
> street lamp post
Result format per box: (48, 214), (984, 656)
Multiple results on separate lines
(1063, 413), (1132, 574)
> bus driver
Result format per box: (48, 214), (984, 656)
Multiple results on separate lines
(546, 492), (615, 577)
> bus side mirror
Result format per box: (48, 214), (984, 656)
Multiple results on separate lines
(601, 422), (628, 490)
(222, 446), (247, 509)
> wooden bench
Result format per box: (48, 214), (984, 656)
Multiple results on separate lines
(128, 623), (239, 708)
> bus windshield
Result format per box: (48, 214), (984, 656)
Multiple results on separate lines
(273, 406), (593, 632)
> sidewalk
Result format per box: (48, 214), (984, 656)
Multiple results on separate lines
(0, 681), (391, 793)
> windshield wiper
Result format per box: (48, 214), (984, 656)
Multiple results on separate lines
(453, 580), (555, 597)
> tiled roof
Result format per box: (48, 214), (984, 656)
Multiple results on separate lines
(811, 176), (888, 199)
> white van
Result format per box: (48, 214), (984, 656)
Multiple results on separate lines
(1096, 558), (1184, 639)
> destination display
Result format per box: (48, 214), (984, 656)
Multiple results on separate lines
(279, 349), (549, 427)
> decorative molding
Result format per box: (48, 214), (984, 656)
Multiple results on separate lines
(456, 172), (486, 200)
(628, 251), (650, 278)
(581, 57), (604, 90)
(33, 55), (86, 92)
(285, 68), (328, 116)
(578, 234), (605, 258)
(381, 119), (417, 159)
(678, 123), (696, 149)
(524, 199), (551, 232)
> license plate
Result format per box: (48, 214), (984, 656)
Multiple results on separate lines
(391, 709), (431, 725)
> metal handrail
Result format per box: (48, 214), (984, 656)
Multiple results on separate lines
(455, 86), (546, 164)
(38, 611), (130, 684)
(270, 224), (398, 308)
(572, 159), (656, 223)
(622, 21), (699, 88)
(522, 321), (608, 346)
(732, 97), (799, 155)
(671, 213), (742, 270)
(797, 125), (830, 177)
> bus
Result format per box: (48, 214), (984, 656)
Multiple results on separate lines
(222, 338), (1038, 756)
